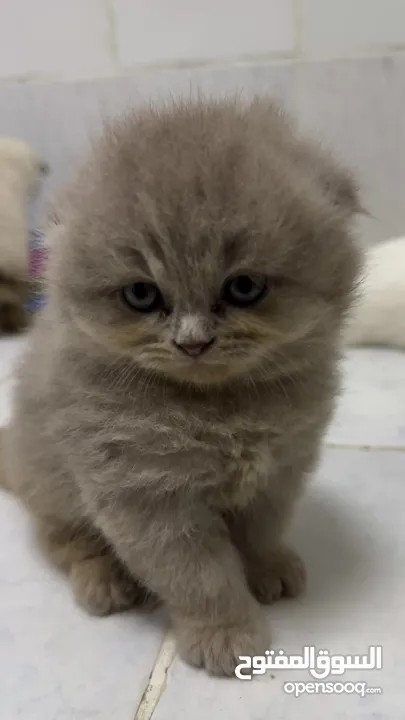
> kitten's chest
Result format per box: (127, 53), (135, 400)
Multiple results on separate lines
(200, 423), (275, 510)
(222, 436), (273, 509)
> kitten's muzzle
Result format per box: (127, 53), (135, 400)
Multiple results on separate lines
(174, 338), (216, 357)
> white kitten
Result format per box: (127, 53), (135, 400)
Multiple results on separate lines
(344, 237), (405, 349)
(0, 138), (48, 332)
(0, 138), (47, 281)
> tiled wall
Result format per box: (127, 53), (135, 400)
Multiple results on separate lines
(298, 0), (405, 57)
(0, 1), (405, 243)
(1, 0), (405, 78)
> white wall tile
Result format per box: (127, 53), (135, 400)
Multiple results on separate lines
(293, 55), (405, 245)
(2, 55), (405, 247)
(299, 0), (405, 56)
(0, 63), (297, 209)
(114, 0), (294, 67)
(0, 0), (113, 79)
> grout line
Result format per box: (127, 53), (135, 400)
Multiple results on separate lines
(106, 0), (119, 67)
(292, 0), (302, 57)
(2, 48), (405, 87)
(325, 442), (405, 453)
(134, 632), (177, 720)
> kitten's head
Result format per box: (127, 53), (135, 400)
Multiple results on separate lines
(52, 98), (362, 387)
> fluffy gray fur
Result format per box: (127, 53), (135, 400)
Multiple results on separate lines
(4, 98), (362, 675)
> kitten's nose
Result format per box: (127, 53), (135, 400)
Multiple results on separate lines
(175, 338), (215, 357)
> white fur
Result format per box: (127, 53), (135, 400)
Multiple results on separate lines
(176, 314), (209, 345)
(344, 237), (405, 349)
(0, 138), (46, 280)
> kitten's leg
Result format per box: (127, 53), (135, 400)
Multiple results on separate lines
(89, 499), (269, 676)
(228, 478), (307, 605)
(37, 521), (158, 615)
(244, 540), (306, 605)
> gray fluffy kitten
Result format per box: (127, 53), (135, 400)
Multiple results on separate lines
(4, 98), (362, 676)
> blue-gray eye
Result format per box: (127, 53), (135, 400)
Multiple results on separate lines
(122, 282), (162, 312)
(222, 274), (267, 307)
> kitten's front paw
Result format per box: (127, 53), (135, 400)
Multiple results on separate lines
(248, 545), (306, 605)
(175, 614), (269, 676)
(70, 555), (158, 616)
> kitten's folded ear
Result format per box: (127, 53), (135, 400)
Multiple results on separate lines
(293, 134), (366, 217)
(318, 162), (366, 217)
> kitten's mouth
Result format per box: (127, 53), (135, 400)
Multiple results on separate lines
(173, 337), (216, 358)
(152, 344), (257, 386)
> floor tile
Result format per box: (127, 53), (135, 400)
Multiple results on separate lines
(328, 348), (405, 447)
(0, 493), (165, 720)
(154, 447), (405, 719)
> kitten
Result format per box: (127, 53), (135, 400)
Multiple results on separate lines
(0, 138), (48, 332)
(344, 236), (405, 349)
(3, 99), (362, 676)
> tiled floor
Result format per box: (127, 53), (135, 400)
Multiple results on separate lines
(0, 337), (403, 719)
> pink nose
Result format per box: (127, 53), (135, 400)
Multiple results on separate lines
(175, 339), (215, 357)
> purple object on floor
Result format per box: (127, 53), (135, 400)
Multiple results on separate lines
(25, 230), (48, 312)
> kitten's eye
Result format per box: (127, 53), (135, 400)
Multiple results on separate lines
(121, 282), (162, 312)
(222, 274), (267, 307)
